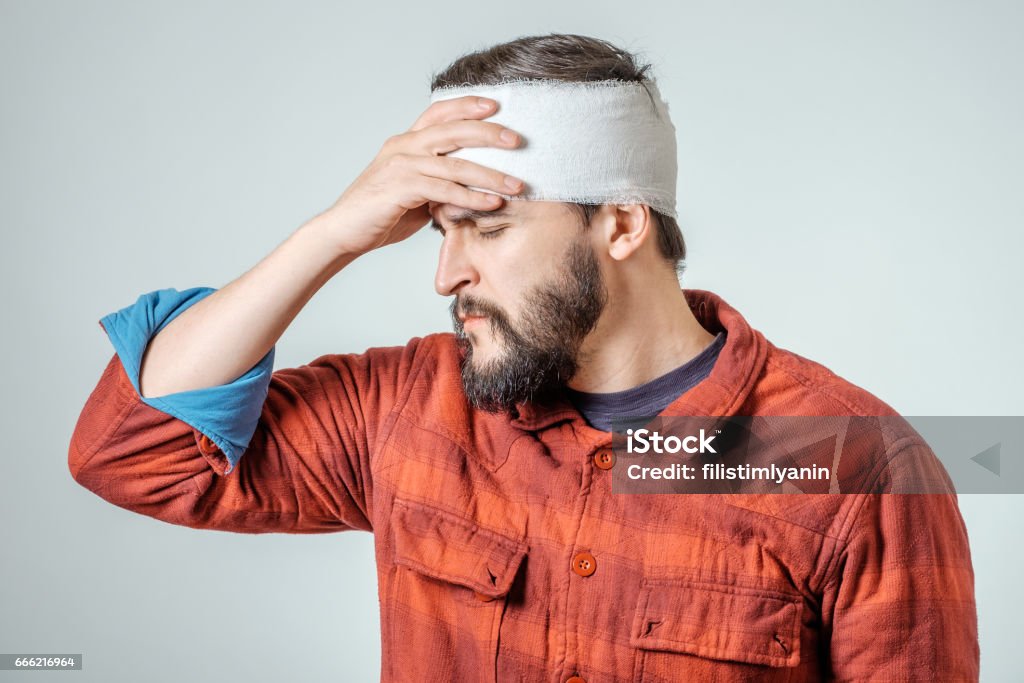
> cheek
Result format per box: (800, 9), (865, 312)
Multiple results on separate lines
(488, 244), (559, 291)
(477, 258), (528, 310)
(477, 226), (576, 315)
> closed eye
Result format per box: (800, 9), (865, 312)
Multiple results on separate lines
(478, 226), (508, 239)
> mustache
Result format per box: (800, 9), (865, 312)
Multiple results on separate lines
(449, 294), (523, 350)
(449, 294), (506, 322)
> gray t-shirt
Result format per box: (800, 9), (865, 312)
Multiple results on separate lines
(565, 331), (726, 432)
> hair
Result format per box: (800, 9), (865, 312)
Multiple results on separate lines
(431, 33), (687, 275)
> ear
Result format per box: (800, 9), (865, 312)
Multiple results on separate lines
(598, 204), (652, 262)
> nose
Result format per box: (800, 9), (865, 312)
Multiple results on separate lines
(434, 230), (479, 297)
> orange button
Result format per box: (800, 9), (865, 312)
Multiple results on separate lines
(565, 676), (587, 683)
(593, 448), (615, 470)
(571, 551), (597, 577)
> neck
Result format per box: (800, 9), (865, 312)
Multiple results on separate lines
(568, 275), (715, 394)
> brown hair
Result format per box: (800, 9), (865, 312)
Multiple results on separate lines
(431, 33), (687, 274)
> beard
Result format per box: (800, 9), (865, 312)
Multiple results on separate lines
(449, 235), (608, 413)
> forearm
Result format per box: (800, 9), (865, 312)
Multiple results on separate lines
(135, 96), (518, 399)
(139, 214), (358, 398)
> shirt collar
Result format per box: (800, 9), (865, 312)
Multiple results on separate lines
(509, 288), (768, 432)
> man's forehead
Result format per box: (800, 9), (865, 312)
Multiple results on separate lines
(428, 199), (580, 224)
(428, 201), (519, 225)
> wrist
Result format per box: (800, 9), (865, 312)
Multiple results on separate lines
(299, 210), (364, 260)
(292, 214), (362, 284)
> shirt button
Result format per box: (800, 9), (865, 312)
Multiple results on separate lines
(566, 676), (587, 683)
(571, 551), (597, 577)
(593, 448), (615, 470)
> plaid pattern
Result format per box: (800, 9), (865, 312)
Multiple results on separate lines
(69, 289), (978, 682)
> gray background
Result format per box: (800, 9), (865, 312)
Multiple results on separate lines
(2, 0), (1021, 680)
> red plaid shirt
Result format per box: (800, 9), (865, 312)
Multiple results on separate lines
(69, 288), (979, 681)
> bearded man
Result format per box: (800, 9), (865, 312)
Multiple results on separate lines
(69, 33), (978, 682)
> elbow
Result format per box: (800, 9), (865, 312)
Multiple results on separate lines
(67, 439), (87, 487)
(67, 353), (136, 493)
(67, 423), (112, 496)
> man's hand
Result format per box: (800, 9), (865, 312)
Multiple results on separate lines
(315, 96), (524, 257)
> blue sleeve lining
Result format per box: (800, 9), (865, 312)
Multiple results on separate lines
(98, 287), (275, 474)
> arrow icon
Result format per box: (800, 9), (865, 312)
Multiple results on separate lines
(970, 443), (1001, 476)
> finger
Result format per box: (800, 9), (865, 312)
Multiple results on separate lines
(407, 155), (523, 196)
(409, 95), (498, 132)
(405, 119), (521, 156)
(406, 176), (506, 212)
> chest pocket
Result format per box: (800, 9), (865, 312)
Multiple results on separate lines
(392, 497), (526, 599)
(387, 498), (527, 683)
(631, 577), (803, 680)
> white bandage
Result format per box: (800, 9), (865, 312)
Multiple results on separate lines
(428, 79), (678, 218)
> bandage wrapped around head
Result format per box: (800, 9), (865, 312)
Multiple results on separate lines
(429, 79), (679, 219)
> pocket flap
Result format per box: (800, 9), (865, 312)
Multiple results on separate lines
(631, 578), (802, 668)
(392, 498), (527, 599)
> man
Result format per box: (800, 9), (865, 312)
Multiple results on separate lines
(69, 34), (978, 682)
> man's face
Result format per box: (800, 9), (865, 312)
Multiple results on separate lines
(429, 199), (608, 412)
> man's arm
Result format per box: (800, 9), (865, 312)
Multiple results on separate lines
(823, 440), (979, 681)
(68, 95), (523, 532)
(69, 339), (424, 533)
(137, 95), (523, 400)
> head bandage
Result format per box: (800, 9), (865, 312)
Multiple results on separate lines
(429, 79), (678, 218)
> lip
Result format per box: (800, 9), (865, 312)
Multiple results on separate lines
(459, 314), (487, 326)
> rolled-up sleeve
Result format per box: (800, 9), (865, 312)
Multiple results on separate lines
(69, 287), (422, 534)
(97, 286), (274, 474)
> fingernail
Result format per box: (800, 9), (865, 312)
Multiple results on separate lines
(504, 176), (522, 190)
(477, 98), (495, 110)
(500, 129), (518, 144)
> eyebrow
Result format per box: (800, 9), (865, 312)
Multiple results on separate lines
(429, 205), (513, 232)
